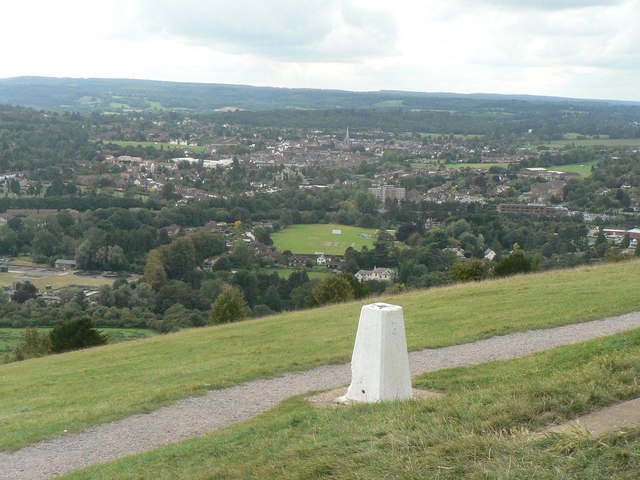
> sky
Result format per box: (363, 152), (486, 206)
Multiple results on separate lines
(2, 0), (639, 101)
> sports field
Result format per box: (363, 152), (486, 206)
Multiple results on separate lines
(552, 160), (598, 176)
(271, 224), (377, 255)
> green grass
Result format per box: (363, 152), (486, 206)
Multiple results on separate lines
(3, 261), (640, 450)
(552, 160), (598, 176)
(372, 100), (404, 108)
(106, 140), (206, 154)
(0, 328), (155, 356)
(271, 224), (377, 255)
(62, 328), (640, 479)
(269, 267), (332, 280)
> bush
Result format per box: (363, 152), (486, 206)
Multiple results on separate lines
(3, 328), (51, 363)
(451, 259), (490, 282)
(49, 316), (108, 353)
(309, 275), (355, 307)
(493, 251), (532, 277)
(208, 285), (250, 324)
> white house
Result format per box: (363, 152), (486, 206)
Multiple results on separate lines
(484, 248), (496, 261)
(316, 254), (331, 266)
(354, 267), (397, 282)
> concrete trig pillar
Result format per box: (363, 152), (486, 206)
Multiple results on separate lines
(341, 302), (412, 403)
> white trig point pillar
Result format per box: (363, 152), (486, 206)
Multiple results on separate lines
(342, 302), (412, 403)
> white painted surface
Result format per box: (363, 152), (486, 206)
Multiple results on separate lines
(343, 303), (412, 402)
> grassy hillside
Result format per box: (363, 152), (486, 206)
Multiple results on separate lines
(0, 328), (155, 357)
(3, 261), (640, 450)
(63, 329), (640, 479)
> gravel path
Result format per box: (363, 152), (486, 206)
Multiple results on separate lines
(3, 311), (640, 480)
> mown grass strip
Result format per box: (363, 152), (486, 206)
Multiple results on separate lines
(2, 261), (640, 450)
(61, 328), (640, 479)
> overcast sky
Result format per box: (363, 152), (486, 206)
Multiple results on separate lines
(2, 0), (639, 101)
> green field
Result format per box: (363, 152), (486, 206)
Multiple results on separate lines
(372, 100), (404, 108)
(0, 328), (155, 356)
(552, 160), (598, 176)
(105, 140), (206, 154)
(271, 224), (378, 255)
(270, 267), (332, 280)
(3, 261), (640, 450)
(543, 138), (640, 148)
(63, 329), (640, 479)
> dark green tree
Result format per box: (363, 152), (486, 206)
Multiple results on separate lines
(162, 237), (196, 280)
(11, 281), (38, 303)
(49, 316), (108, 353)
(493, 251), (532, 277)
(32, 230), (59, 257)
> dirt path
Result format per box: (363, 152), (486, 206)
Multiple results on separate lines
(3, 312), (640, 480)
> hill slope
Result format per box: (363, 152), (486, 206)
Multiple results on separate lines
(63, 328), (640, 479)
(2, 260), (640, 452)
(1, 76), (638, 112)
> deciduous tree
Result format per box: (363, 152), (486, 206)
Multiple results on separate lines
(209, 285), (250, 324)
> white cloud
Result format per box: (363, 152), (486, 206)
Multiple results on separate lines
(468, 0), (625, 11)
(120, 0), (397, 62)
(0, 0), (638, 101)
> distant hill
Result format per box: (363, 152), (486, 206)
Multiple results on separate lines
(0, 76), (638, 113)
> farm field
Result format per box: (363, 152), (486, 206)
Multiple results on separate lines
(0, 270), (116, 292)
(105, 140), (206, 154)
(3, 260), (640, 450)
(0, 328), (155, 357)
(543, 138), (640, 148)
(271, 224), (377, 255)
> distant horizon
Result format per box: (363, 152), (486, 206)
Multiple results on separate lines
(2, 75), (638, 106)
(1, 1), (638, 103)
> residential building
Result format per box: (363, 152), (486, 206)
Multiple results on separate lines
(354, 267), (397, 282)
(368, 185), (406, 203)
